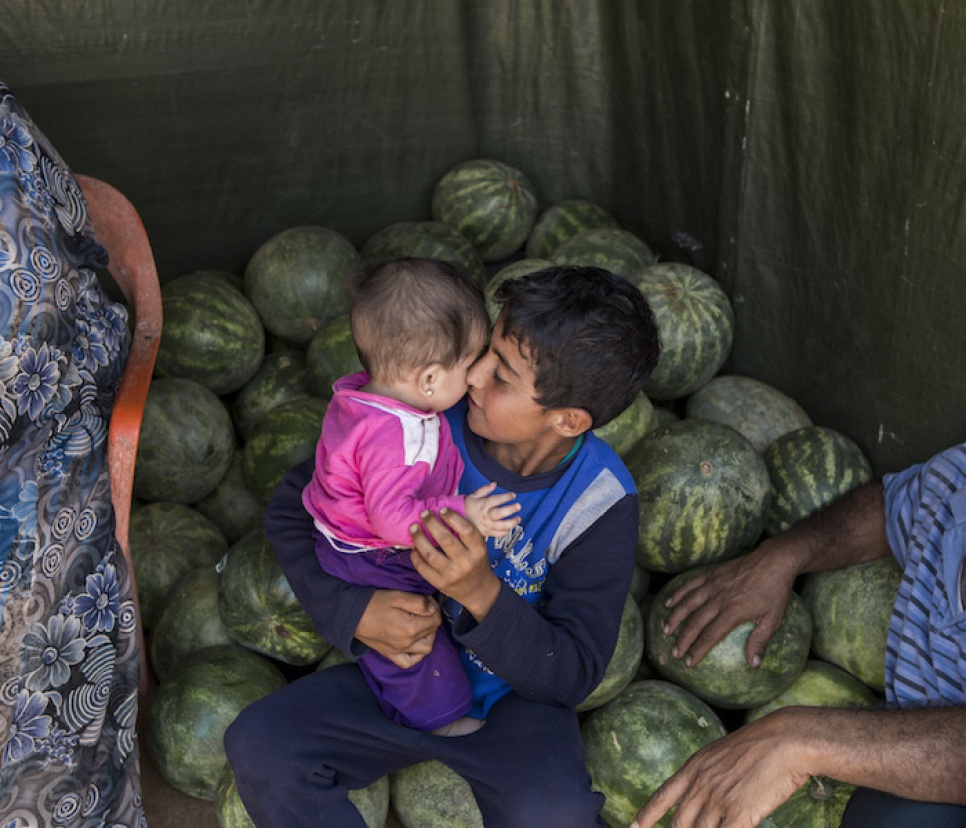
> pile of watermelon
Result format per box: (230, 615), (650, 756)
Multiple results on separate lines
(130, 158), (899, 828)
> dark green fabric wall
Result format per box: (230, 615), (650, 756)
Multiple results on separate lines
(3, 0), (962, 473)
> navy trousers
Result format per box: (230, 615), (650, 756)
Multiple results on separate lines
(841, 787), (966, 827)
(224, 663), (605, 828)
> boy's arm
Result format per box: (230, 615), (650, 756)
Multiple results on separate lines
(266, 459), (374, 654)
(414, 495), (638, 708)
(267, 459), (441, 662)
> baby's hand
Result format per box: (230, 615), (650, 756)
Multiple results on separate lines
(464, 481), (521, 539)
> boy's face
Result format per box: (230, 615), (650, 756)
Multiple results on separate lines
(464, 317), (558, 447)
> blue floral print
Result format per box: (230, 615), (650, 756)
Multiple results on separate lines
(0, 82), (142, 826)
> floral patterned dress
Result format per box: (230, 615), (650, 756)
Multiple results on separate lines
(0, 83), (144, 827)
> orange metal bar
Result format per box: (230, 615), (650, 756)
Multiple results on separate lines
(77, 174), (162, 698)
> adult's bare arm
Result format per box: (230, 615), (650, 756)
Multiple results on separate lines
(631, 703), (966, 828)
(666, 481), (891, 667)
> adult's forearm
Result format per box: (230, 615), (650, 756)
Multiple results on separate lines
(794, 703), (966, 804)
(763, 480), (891, 578)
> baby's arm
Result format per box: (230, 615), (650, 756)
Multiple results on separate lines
(463, 481), (521, 539)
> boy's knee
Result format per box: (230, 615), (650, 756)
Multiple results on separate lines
(482, 774), (603, 827)
(224, 700), (282, 779)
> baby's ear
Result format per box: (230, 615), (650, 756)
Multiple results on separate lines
(552, 407), (593, 437)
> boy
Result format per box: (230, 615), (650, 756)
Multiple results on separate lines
(225, 264), (661, 827)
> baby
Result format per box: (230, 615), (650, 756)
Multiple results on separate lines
(302, 256), (519, 731)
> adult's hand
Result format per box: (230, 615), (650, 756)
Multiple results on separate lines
(661, 539), (800, 668)
(630, 709), (814, 828)
(409, 507), (502, 622)
(355, 589), (441, 669)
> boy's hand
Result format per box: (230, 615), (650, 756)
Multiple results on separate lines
(355, 590), (441, 669)
(410, 508), (502, 622)
(463, 481), (521, 538)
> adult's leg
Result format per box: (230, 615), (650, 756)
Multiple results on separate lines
(225, 664), (430, 828)
(841, 787), (966, 828)
(431, 692), (606, 828)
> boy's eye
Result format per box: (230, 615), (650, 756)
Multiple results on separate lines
(492, 369), (507, 386)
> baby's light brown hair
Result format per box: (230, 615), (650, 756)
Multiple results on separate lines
(349, 258), (490, 383)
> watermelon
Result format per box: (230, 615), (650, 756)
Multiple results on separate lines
(581, 680), (727, 828)
(194, 450), (266, 545)
(215, 762), (389, 828)
(431, 158), (538, 263)
(526, 198), (620, 260)
(305, 314), (363, 399)
(647, 567), (812, 709)
(242, 396), (327, 502)
(758, 776), (857, 828)
(577, 594), (644, 712)
(593, 392), (660, 458)
(391, 760), (483, 828)
(549, 227), (656, 280)
(316, 647), (356, 670)
(133, 378), (236, 504)
(128, 501), (229, 630)
(232, 349), (314, 441)
(763, 426), (874, 536)
(745, 659), (879, 724)
(624, 419), (771, 573)
(361, 220), (487, 286)
(218, 528), (332, 665)
(801, 556), (901, 693)
(145, 644), (287, 800)
(149, 563), (235, 682)
(685, 375), (812, 453)
(155, 270), (266, 395)
(629, 263), (735, 402)
(483, 258), (551, 322)
(244, 225), (360, 344)
(628, 565), (652, 605)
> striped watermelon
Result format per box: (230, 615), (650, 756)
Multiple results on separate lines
(577, 594), (644, 712)
(758, 776), (857, 828)
(624, 419), (771, 573)
(129, 501), (228, 630)
(145, 644), (287, 800)
(244, 225), (360, 344)
(431, 158), (538, 263)
(483, 258), (551, 322)
(133, 378), (236, 504)
(762, 426), (873, 536)
(801, 556), (901, 693)
(149, 563), (234, 682)
(217, 528), (332, 665)
(525, 198), (620, 259)
(155, 271), (266, 395)
(232, 350), (314, 441)
(581, 680), (727, 828)
(391, 761), (483, 828)
(685, 374), (812, 453)
(629, 263), (735, 402)
(242, 396), (327, 502)
(647, 567), (812, 709)
(593, 391), (660, 458)
(549, 227), (655, 281)
(360, 220), (487, 286)
(194, 451), (266, 545)
(305, 314), (363, 399)
(745, 659), (879, 723)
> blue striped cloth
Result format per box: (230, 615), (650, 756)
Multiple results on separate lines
(882, 443), (966, 706)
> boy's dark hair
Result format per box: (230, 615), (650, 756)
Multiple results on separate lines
(495, 265), (661, 428)
(350, 257), (489, 381)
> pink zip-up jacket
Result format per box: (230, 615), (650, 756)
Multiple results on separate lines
(301, 372), (467, 550)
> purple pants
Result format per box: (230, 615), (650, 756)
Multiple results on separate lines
(313, 528), (472, 731)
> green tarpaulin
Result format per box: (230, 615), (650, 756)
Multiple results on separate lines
(4, 0), (964, 473)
